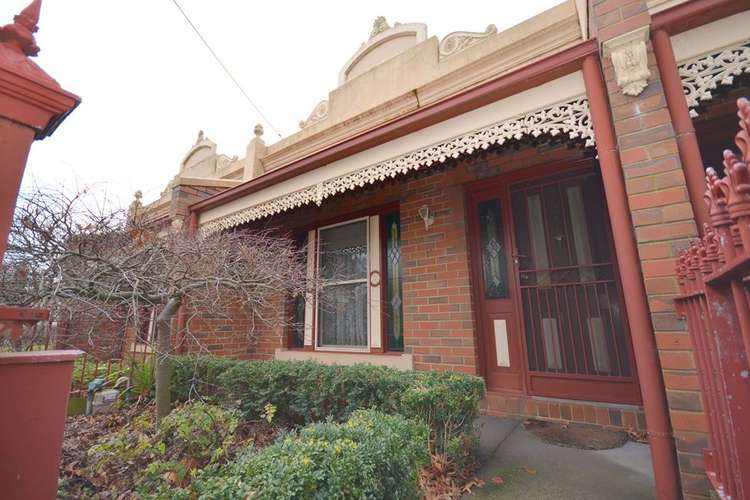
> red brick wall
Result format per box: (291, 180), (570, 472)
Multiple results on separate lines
(190, 142), (651, 432)
(181, 299), (269, 360)
(591, 1), (709, 497)
(56, 313), (127, 360)
(170, 184), (228, 225)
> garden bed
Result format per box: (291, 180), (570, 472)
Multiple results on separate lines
(58, 402), (280, 498)
(58, 357), (487, 499)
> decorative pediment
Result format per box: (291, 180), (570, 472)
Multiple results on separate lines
(338, 19), (427, 85)
(679, 40), (750, 118)
(201, 96), (594, 234)
(299, 100), (329, 129)
(181, 130), (217, 171)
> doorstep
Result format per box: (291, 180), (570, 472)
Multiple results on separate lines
(481, 391), (646, 432)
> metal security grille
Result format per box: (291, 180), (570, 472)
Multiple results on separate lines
(511, 171), (632, 379)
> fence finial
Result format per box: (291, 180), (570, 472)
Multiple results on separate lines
(736, 97), (749, 161)
(705, 168), (732, 226)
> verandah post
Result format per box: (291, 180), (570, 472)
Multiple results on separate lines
(582, 54), (681, 500)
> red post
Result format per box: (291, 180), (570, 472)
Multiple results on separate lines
(0, 0), (79, 258)
(582, 54), (682, 500)
(651, 29), (710, 235)
(0, 3), (81, 499)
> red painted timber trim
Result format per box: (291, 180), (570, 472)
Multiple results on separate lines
(651, 0), (750, 35)
(582, 55), (681, 500)
(0, 350), (82, 365)
(651, 28), (709, 234)
(189, 39), (598, 215)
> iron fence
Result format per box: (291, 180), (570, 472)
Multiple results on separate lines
(675, 97), (750, 500)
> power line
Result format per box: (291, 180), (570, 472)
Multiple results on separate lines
(169, 0), (282, 138)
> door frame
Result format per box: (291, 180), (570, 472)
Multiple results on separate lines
(465, 157), (642, 404)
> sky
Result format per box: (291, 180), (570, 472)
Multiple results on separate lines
(9, 0), (563, 207)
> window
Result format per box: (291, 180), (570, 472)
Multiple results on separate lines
(317, 219), (369, 348)
(289, 210), (404, 353)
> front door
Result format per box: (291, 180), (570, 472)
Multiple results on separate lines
(469, 164), (640, 404)
(467, 189), (525, 392)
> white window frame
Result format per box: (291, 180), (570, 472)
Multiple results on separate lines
(314, 216), (371, 352)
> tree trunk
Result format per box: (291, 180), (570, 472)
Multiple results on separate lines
(155, 296), (182, 425)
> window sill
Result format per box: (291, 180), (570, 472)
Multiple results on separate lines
(274, 348), (413, 371)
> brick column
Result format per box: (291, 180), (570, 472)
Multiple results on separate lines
(591, 1), (710, 498)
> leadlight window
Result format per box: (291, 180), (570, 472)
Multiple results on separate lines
(478, 199), (509, 298)
(290, 232), (308, 347)
(384, 212), (404, 351)
(317, 219), (369, 348)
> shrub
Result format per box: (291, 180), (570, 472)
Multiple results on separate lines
(399, 371), (485, 465)
(193, 410), (429, 500)
(171, 357), (485, 460)
(170, 355), (236, 402)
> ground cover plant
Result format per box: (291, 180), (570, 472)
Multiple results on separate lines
(58, 402), (281, 498)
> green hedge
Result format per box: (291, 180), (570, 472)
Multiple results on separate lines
(171, 356), (485, 458)
(193, 409), (429, 500)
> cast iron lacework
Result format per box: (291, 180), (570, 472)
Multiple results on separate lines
(679, 40), (750, 118)
(201, 96), (595, 234)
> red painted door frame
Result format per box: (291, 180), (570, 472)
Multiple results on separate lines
(466, 157), (641, 405)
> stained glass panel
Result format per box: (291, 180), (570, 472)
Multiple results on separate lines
(384, 212), (404, 351)
(478, 199), (509, 299)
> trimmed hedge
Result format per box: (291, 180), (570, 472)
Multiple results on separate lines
(193, 410), (429, 499)
(171, 357), (485, 457)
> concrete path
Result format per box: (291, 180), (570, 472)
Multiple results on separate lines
(464, 416), (655, 500)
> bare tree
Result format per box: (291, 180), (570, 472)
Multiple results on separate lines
(1, 187), (308, 422)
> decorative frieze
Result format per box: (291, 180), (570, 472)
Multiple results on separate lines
(201, 96), (594, 234)
(439, 24), (498, 59)
(679, 41), (750, 118)
(602, 27), (651, 97)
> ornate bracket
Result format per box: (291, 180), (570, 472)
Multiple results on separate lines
(202, 96), (594, 234)
(602, 26), (651, 97)
(679, 41), (750, 118)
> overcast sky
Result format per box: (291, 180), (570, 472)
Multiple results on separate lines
(10, 0), (562, 206)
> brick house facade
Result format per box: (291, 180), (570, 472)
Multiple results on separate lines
(132, 1), (749, 498)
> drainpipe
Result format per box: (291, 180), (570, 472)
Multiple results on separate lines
(651, 29), (709, 235)
(582, 55), (681, 500)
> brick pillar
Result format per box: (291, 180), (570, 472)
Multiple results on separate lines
(591, 1), (709, 498)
